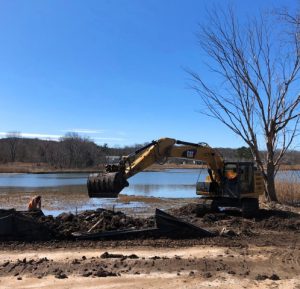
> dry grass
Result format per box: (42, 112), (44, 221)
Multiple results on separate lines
(278, 164), (300, 171)
(0, 162), (101, 173)
(276, 179), (300, 206)
(118, 194), (167, 204)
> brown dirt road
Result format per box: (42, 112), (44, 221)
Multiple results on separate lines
(0, 244), (299, 289)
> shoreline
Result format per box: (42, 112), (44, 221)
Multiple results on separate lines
(0, 163), (205, 174)
(0, 162), (300, 174)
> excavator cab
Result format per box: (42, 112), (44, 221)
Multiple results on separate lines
(196, 162), (255, 198)
(196, 162), (263, 216)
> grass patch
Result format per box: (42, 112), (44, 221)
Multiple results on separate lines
(118, 194), (167, 204)
(276, 179), (300, 206)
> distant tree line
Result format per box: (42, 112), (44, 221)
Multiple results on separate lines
(0, 133), (299, 168)
(0, 133), (145, 168)
(0, 133), (100, 168)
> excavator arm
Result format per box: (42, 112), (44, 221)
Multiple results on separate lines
(87, 137), (224, 198)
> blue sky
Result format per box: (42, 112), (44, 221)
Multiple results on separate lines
(0, 0), (296, 147)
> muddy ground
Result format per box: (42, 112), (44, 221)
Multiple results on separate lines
(0, 202), (299, 289)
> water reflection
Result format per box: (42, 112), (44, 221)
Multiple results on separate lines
(276, 170), (300, 181)
(0, 173), (89, 187)
(124, 184), (195, 198)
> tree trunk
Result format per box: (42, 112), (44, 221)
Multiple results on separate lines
(265, 162), (278, 202)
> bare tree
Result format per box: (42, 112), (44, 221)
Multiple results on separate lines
(60, 132), (99, 168)
(188, 6), (300, 202)
(6, 132), (21, 162)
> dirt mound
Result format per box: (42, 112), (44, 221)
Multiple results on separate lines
(255, 212), (300, 231)
(0, 202), (299, 242)
(0, 208), (155, 241)
(170, 203), (300, 233)
(170, 203), (200, 217)
(37, 208), (155, 239)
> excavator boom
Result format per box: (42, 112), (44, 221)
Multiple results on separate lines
(87, 138), (224, 198)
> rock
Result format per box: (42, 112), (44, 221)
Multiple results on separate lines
(2, 261), (9, 267)
(36, 257), (48, 264)
(203, 272), (212, 278)
(127, 254), (139, 259)
(150, 256), (161, 260)
(239, 226), (256, 236)
(255, 274), (268, 281)
(57, 213), (74, 222)
(202, 214), (218, 222)
(220, 228), (237, 237)
(72, 259), (80, 264)
(269, 274), (280, 280)
(94, 269), (117, 277)
(55, 272), (68, 279)
(100, 252), (124, 259)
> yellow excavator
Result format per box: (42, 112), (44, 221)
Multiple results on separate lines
(87, 138), (264, 216)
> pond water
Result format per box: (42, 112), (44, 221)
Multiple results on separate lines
(0, 169), (205, 215)
(0, 169), (299, 197)
(0, 169), (298, 215)
(0, 169), (207, 198)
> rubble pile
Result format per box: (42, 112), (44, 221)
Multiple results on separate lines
(0, 203), (299, 242)
(38, 209), (155, 239)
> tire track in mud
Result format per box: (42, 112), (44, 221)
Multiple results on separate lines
(269, 249), (300, 271)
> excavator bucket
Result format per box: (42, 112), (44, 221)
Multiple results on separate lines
(87, 172), (129, 198)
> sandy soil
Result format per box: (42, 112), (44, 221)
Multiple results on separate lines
(0, 245), (299, 289)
